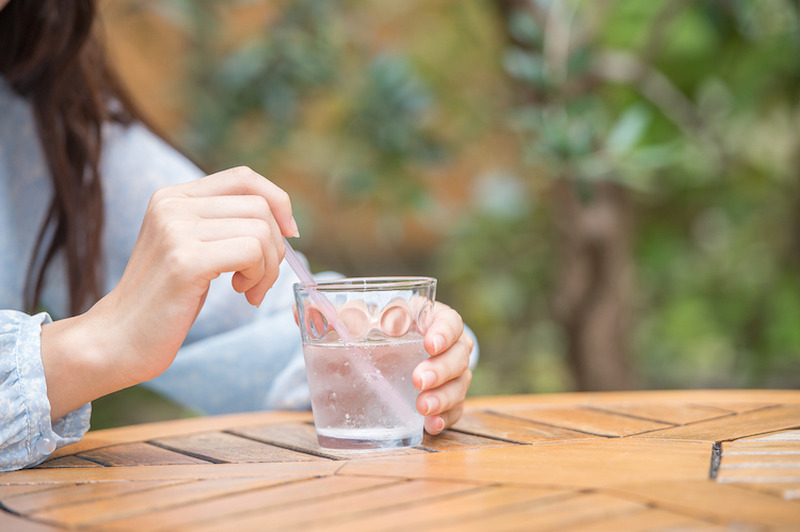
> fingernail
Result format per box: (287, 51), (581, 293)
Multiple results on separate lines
(433, 416), (445, 433)
(424, 397), (440, 416)
(421, 370), (437, 390)
(289, 216), (300, 238)
(433, 334), (446, 354)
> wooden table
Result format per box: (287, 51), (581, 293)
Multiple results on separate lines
(1, 390), (799, 531)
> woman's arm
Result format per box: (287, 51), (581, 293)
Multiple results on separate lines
(40, 167), (298, 420)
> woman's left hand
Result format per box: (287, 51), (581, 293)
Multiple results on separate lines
(412, 302), (474, 435)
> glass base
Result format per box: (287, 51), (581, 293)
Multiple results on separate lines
(316, 430), (423, 451)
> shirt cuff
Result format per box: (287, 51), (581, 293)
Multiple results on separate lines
(0, 311), (91, 471)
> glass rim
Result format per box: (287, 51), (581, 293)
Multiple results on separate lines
(293, 276), (436, 293)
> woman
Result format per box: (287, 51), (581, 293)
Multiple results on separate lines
(0, 0), (475, 471)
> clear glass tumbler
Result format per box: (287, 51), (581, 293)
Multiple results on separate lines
(294, 277), (436, 450)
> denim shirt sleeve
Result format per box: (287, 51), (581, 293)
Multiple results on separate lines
(0, 310), (91, 471)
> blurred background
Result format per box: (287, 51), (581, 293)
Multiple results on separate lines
(92, 0), (800, 427)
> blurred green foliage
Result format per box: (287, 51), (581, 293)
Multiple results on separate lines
(147, 0), (800, 396)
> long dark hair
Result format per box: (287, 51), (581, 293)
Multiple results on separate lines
(0, 0), (137, 315)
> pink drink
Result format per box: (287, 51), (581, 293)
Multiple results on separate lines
(303, 338), (428, 449)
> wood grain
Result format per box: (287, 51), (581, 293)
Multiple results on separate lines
(188, 478), (479, 531)
(0, 461), (340, 484)
(495, 406), (674, 437)
(611, 480), (800, 528)
(317, 485), (571, 532)
(78, 442), (209, 466)
(635, 404), (800, 442)
(452, 411), (598, 443)
(3, 480), (185, 515)
(338, 438), (711, 488)
(590, 402), (733, 425)
(229, 422), (428, 460)
(434, 492), (647, 532)
(151, 431), (327, 463)
(102, 475), (397, 531)
(32, 477), (303, 528)
(2, 391), (799, 531)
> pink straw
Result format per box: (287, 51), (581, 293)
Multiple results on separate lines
(282, 238), (417, 420)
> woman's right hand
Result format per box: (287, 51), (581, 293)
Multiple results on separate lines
(40, 167), (298, 419)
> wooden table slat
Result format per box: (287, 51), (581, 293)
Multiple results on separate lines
(452, 411), (599, 444)
(418, 429), (510, 452)
(101, 475), (397, 531)
(737, 429), (800, 442)
(151, 431), (328, 464)
(314, 485), (571, 532)
(494, 406), (674, 437)
(435, 492), (647, 532)
(229, 423), (429, 460)
(46, 410), (314, 460)
(338, 439), (711, 487)
(33, 456), (101, 469)
(31, 476), (305, 528)
(722, 442), (800, 455)
(78, 442), (210, 466)
(0, 484), (64, 499)
(635, 404), (800, 442)
(721, 453), (800, 467)
(589, 403), (734, 425)
(3, 480), (187, 515)
(611, 480), (800, 527)
(0, 461), (340, 484)
(0, 511), (62, 532)
(556, 506), (729, 532)
(189, 478), (479, 532)
(728, 482), (800, 501)
(716, 468), (800, 482)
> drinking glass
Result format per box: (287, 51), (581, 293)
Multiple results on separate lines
(294, 277), (436, 450)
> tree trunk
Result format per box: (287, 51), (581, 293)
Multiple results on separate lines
(493, 0), (638, 390)
(550, 180), (637, 390)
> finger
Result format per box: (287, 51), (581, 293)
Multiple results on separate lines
(187, 217), (281, 298)
(423, 302), (463, 357)
(179, 167), (298, 237)
(232, 240), (279, 298)
(183, 194), (277, 221)
(413, 332), (473, 391)
(145, 191), (288, 259)
(416, 368), (472, 418)
(242, 261), (280, 306)
(187, 236), (266, 286)
(185, 195), (286, 256)
(424, 402), (465, 435)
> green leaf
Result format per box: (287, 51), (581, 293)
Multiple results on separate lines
(606, 104), (651, 155)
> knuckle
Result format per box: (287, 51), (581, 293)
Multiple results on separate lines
(149, 195), (183, 223)
(163, 246), (196, 277)
(248, 217), (271, 236)
(149, 187), (167, 206)
(251, 194), (271, 215)
(160, 217), (190, 244)
(148, 189), (170, 214)
(459, 351), (471, 373)
(275, 188), (291, 208)
(231, 165), (254, 179)
(228, 166), (256, 190)
(241, 236), (263, 260)
(464, 335), (475, 355)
